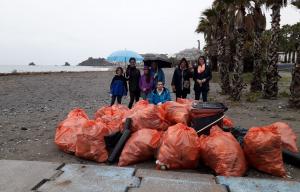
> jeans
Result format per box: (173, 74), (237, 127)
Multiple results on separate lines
(111, 95), (122, 106)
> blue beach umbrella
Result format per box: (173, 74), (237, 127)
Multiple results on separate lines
(107, 50), (144, 63)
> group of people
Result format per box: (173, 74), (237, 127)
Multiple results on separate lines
(109, 56), (212, 108)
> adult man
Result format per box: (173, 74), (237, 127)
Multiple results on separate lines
(148, 81), (171, 105)
(126, 57), (141, 108)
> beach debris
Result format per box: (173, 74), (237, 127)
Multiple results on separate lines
(161, 101), (190, 125)
(123, 100), (169, 132)
(75, 120), (109, 163)
(156, 123), (199, 170)
(53, 101), (299, 178)
(118, 129), (162, 166)
(198, 126), (247, 176)
(54, 108), (89, 153)
(223, 116), (234, 127)
(272, 122), (298, 153)
(95, 104), (129, 134)
(243, 125), (287, 177)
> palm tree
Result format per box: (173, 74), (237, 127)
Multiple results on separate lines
(263, 0), (288, 98)
(196, 9), (217, 67)
(231, 0), (252, 101)
(289, 0), (300, 108)
(213, 0), (234, 95)
(250, 0), (267, 92)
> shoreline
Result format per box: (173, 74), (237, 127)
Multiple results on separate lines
(0, 70), (115, 77)
(0, 66), (147, 76)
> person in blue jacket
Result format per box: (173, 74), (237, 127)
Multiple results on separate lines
(110, 67), (128, 106)
(148, 81), (171, 105)
(150, 61), (165, 86)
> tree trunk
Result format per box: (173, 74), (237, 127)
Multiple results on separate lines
(284, 52), (287, 63)
(288, 51), (291, 63)
(231, 31), (245, 101)
(264, 5), (281, 99)
(223, 36), (231, 91)
(292, 51), (296, 63)
(289, 44), (300, 108)
(250, 31), (263, 92)
(218, 29), (231, 94)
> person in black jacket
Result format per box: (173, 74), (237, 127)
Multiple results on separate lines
(110, 67), (128, 106)
(125, 57), (141, 109)
(171, 58), (193, 100)
(193, 56), (212, 102)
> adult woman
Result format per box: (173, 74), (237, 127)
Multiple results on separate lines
(150, 61), (165, 86)
(139, 66), (154, 99)
(193, 56), (212, 102)
(171, 58), (193, 100)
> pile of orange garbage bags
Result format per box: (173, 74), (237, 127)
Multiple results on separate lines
(54, 99), (298, 178)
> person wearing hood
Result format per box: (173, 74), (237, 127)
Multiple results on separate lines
(150, 61), (165, 86)
(139, 66), (154, 100)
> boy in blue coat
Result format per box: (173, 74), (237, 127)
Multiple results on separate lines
(110, 67), (128, 106)
(148, 81), (171, 105)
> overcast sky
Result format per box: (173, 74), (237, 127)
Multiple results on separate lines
(0, 0), (299, 66)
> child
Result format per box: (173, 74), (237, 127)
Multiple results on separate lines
(139, 66), (154, 99)
(110, 67), (128, 106)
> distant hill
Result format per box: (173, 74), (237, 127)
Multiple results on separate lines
(175, 48), (203, 61)
(78, 57), (113, 66)
(28, 62), (36, 66)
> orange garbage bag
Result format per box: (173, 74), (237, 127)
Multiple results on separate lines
(75, 120), (109, 162)
(95, 104), (129, 134)
(162, 101), (190, 125)
(131, 100), (150, 111)
(125, 102), (169, 132)
(223, 116), (234, 127)
(272, 122), (298, 153)
(243, 125), (286, 177)
(156, 123), (199, 169)
(54, 108), (89, 153)
(198, 126), (247, 176)
(95, 104), (129, 119)
(118, 129), (162, 166)
(176, 98), (194, 107)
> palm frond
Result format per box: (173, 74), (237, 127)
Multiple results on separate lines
(292, 0), (300, 8)
(265, 0), (287, 8)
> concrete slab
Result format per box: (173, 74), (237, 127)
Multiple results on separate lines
(0, 160), (61, 192)
(38, 164), (140, 192)
(128, 177), (227, 192)
(217, 176), (300, 192)
(135, 169), (216, 183)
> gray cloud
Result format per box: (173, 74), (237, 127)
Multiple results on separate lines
(0, 0), (299, 65)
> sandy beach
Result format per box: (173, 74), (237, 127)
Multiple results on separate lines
(0, 69), (299, 179)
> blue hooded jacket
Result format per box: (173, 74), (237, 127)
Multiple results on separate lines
(148, 88), (171, 105)
(110, 75), (128, 96)
(150, 68), (165, 86)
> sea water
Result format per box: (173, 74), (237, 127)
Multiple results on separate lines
(0, 65), (114, 74)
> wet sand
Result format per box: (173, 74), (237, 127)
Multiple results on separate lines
(0, 69), (299, 179)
